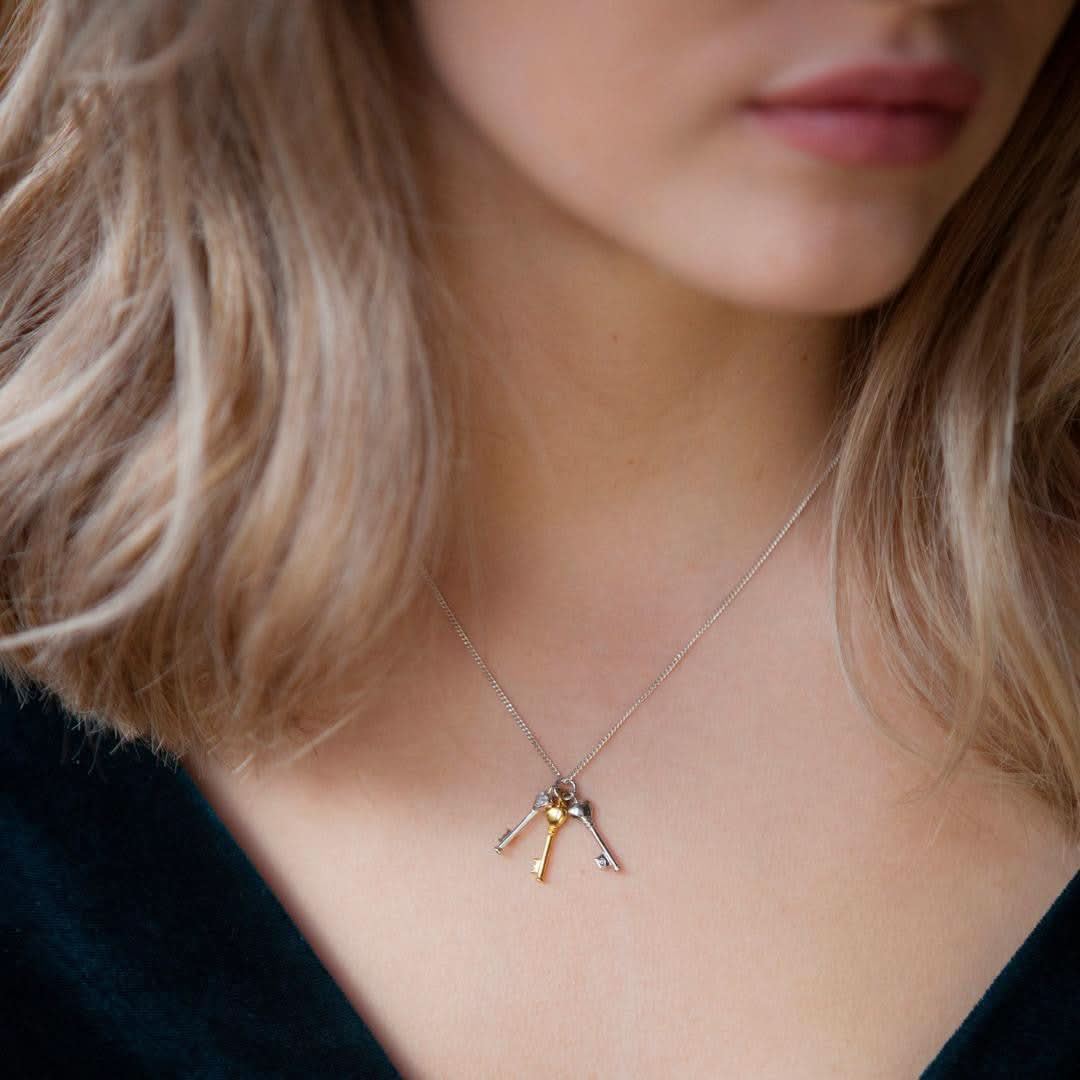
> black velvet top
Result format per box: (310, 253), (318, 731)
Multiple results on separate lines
(4, 677), (1080, 1078)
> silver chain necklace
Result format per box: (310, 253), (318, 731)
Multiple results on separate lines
(422, 448), (841, 883)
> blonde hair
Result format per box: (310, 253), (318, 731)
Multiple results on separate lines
(1, 2), (1079, 836)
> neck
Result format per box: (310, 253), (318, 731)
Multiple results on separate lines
(411, 66), (849, 630)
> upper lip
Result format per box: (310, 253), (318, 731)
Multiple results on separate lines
(746, 61), (984, 112)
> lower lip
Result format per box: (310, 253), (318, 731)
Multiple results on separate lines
(742, 103), (968, 166)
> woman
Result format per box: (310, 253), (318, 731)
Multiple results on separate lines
(2, 1), (1079, 1076)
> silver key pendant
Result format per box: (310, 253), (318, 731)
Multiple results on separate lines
(566, 796), (621, 871)
(495, 789), (553, 853)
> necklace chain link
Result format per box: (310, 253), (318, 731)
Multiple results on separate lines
(422, 449), (841, 784)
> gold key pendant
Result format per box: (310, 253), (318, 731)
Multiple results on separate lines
(531, 794), (569, 883)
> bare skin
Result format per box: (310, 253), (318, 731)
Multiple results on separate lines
(185, 2), (1080, 1076)
(184, 535), (1080, 1079)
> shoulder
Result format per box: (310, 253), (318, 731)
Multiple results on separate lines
(0, 673), (183, 843)
(0, 674), (400, 1077)
(0, 676), (190, 1070)
(923, 861), (1080, 1076)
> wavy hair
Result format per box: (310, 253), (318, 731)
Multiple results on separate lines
(1, 1), (1079, 835)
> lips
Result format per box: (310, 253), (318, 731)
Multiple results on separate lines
(742, 62), (984, 166)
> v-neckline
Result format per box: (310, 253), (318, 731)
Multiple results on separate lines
(916, 856), (1080, 1074)
(171, 755), (1080, 1078)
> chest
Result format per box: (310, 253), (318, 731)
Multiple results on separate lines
(184, 655), (1080, 1079)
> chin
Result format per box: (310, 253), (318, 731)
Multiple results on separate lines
(649, 216), (939, 317)
(753, 258), (925, 316)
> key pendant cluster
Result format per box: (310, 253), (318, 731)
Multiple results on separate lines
(494, 778), (621, 883)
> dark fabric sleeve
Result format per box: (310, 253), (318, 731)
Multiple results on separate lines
(920, 860), (1080, 1078)
(0, 678), (402, 1079)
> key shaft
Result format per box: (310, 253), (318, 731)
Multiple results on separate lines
(568, 800), (621, 871)
(495, 790), (552, 853)
(531, 801), (568, 882)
